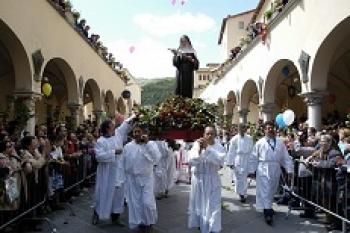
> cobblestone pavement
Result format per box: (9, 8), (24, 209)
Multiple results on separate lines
(28, 167), (331, 233)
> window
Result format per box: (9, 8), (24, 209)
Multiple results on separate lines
(238, 21), (244, 29)
(199, 75), (202, 80)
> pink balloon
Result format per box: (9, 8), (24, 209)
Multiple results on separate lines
(129, 46), (135, 53)
(171, 0), (176, 5)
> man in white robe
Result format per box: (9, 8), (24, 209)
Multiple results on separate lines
(93, 116), (134, 224)
(123, 125), (161, 233)
(165, 142), (176, 195)
(154, 140), (176, 199)
(249, 121), (293, 225)
(188, 126), (226, 233)
(227, 124), (254, 203)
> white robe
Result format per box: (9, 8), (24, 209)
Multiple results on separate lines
(249, 137), (293, 210)
(227, 134), (254, 196)
(154, 141), (176, 194)
(166, 149), (176, 191)
(94, 121), (131, 220)
(123, 140), (161, 228)
(188, 141), (226, 233)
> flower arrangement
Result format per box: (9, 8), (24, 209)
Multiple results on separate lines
(137, 96), (218, 135)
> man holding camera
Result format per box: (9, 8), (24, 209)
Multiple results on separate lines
(123, 125), (161, 233)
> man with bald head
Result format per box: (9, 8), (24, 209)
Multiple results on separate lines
(188, 126), (226, 233)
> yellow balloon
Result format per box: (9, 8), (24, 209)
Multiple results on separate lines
(42, 83), (52, 96)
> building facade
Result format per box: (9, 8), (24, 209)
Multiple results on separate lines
(193, 63), (219, 98)
(201, 0), (350, 130)
(0, 0), (141, 134)
(218, 10), (255, 60)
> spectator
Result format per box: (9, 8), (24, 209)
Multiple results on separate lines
(83, 25), (90, 38)
(77, 19), (86, 32)
(305, 134), (340, 168)
(0, 139), (22, 210)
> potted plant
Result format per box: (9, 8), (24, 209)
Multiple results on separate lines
(264, 9), (273, 21)
(72, 10), (80, 22)
(244, 36), (252, 45)
(64, 0), (73, 11)
(64, 1), (75, 25)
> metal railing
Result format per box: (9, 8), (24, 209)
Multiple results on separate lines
(0, 152), (97, 232)
(284, 160), (350, 233)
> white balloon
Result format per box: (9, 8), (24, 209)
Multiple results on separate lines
(283, 109), (295, 126)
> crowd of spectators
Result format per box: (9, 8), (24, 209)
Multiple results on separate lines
(50, 0), (124, 72)
(0, 119), (100, 231)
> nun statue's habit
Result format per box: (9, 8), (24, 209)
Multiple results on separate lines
(172, 35), (199, 98)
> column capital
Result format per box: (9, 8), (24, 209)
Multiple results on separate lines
(300, 91), (326, 106)
(259, 103), (276, 113)
(238, 108), (249, 116)
(67, 103), (82, 110)
(13, 91), (41, 100)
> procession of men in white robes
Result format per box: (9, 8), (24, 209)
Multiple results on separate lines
(93, 119), (294, 232)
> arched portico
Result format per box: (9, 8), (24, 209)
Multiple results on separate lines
(308, 16), (350, 129)
(262, 59), (305, 123)
(239, 80), (259, 124)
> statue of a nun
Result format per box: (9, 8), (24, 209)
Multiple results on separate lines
(171, 35), (199, 98)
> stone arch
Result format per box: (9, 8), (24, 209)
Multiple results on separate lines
(311, 16), (350, 120)
(226, 91), (237, 116)
(82, 79), (102, 121)
(36, 58), (79, 124)
(240, 80), (259, 110)
(263, 59), (305, 119)
(311, 16), (350, 91)
(105, 90), (116, 117)
(0, 19), (32, 92)
(263, 59), (301, 104)
(42, 58), (79, 104)
(240, 79), (259, 124)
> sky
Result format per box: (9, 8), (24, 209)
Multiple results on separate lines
(70, 0), (259, 79)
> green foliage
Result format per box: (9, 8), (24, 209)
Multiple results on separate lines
(141, 78), (176, 106)
(14, 98), (31, 128)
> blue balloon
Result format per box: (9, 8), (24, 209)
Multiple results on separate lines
(275, 113), (286, 128)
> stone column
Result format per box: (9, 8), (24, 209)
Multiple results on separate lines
(67, 103), (81, 130)
(238, 109), (249, 124)
(13, 92), (41, 136)
(301, 92), (324, 130)
(93, 110), (103, 126)
(259, 103), (275, 122)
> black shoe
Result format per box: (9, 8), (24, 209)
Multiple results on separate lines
(240, 195), (246, 203)
(300, 210), (315, 219)
(111, 213), (120, 222)
(264, 214), (273, 226)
